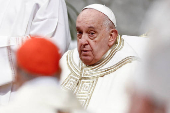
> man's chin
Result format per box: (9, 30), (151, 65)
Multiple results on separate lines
(81, 56), (93, 65)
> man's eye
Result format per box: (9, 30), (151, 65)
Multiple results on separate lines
(77, 31), (83, 34)
(88, 31), (96, 39)
(89, 32), (95, 36)
(90, 32), (94, 35)
(77, 31), (82, 39)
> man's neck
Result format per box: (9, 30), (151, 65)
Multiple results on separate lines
(91, 45), (114, 66)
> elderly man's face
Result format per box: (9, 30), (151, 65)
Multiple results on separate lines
(76, 9), (116, 65)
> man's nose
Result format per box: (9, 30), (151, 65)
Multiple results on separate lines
(80, 34), (88, 45)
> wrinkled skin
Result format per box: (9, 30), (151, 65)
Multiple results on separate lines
(76, 9), (118, 65)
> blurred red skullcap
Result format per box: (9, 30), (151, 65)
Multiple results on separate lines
(17, 36), (61, 76)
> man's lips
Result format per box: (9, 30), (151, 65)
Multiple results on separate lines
(82, 50), (88, 52)
(81, 50), (91, 55)
(81, 49), (91, 52)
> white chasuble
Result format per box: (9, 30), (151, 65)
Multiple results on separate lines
(0, 0), (70, 105)
(60, 37), (140, 113)
(0, 77), (86, 113)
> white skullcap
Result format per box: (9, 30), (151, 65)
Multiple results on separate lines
(83, 4), (117, 27)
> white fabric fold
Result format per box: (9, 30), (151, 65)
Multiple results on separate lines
(0, 0), (71, 105)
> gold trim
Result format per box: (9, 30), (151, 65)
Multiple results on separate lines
(89, 35), (123, 70)
(61, 35), (139, 108)
(62, 56), (138, 108)
(80, 56), (138, 78)
(139, 32), (149, 37)
(67, 50), (81, 77)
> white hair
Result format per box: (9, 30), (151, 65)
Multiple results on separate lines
(103, 15), (115, 31)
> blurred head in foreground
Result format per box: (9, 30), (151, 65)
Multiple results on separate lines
(129, 0), (170, 113)
(2, 36), (86, 113)
(16, 36), (61, 88)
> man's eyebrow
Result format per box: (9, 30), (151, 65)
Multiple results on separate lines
(76, 26), (96, 30)
(88, 26), (95, 29)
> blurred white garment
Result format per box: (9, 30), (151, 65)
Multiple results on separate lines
(0, 0), (71, 105)
(122, 35), (148, 59)
(132, 0), (170, 112)
(135, 0), (170, 103)
(60, 36), (139, 113)
(0, 77), (87, 113)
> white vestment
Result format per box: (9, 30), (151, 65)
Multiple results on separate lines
(122, 35), (148, 59)
(0, 77), (87, 113)
(60, 37), (139, 113)
(0, 0), (71, 105)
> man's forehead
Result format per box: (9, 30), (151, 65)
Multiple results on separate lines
(79, 8), (105, 17)
(76, 9), (105, 24)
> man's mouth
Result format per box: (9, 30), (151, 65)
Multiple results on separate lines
(81, 50), (90, 54)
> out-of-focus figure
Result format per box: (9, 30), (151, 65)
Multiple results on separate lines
(129, 0), (170, 113)
(0, 37), (87, 113)
(0, 0), (71, 105)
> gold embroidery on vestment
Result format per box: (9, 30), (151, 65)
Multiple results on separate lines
(61, 36), (138, 108)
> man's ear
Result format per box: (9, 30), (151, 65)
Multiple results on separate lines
(108, 29), (118, 47)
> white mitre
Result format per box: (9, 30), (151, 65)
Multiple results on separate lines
(83, 4), (117, 27)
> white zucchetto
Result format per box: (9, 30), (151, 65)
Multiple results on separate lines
(83, 4), (117, 27)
